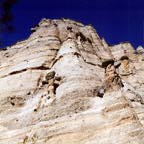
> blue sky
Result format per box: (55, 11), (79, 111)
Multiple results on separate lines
(1, 0), (144, 48)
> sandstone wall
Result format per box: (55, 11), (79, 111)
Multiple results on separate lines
(0, 18), (143, 144)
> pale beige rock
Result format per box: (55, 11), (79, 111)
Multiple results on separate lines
(0, 19), (143, 144)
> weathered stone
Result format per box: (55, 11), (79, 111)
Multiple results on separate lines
(0, 19), (143, 144)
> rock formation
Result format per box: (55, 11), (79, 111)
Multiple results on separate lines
(0, 18), (143, 144)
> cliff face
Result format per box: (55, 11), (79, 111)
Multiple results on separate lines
(0, 19), (144, 144)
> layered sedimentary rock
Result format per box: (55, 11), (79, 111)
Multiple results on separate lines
(0, 18), (144, 144)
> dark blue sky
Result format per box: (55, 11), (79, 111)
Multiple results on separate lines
(1, 0), (144, 48)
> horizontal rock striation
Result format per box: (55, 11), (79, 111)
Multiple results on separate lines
(0, 18), (143, 144)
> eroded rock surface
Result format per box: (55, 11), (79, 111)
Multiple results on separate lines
(0, 18), (143, 144)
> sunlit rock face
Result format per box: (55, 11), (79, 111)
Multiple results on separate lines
(0, 18), (144, 144)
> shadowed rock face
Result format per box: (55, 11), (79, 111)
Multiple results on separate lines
(0, 18), (144, 144)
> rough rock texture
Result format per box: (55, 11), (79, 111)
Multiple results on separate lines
(0, 18), (144, 144)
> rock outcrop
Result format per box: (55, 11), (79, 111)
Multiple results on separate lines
(0, 18), (144, 144)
